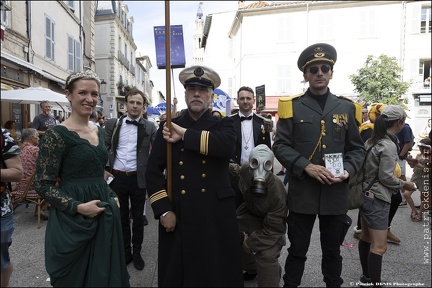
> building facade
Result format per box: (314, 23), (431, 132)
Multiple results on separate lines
(1, 0), (95, 129)
(201, 1), (431, 136)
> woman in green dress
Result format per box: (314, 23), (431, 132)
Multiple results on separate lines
(35, 70), (130, 287)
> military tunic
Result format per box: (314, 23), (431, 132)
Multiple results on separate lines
(146, 110), (243, 287)
(273, 89), (365, 215)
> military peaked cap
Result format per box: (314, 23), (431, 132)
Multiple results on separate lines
(297, 43), (337, 71)
(179, 65), (221, 89)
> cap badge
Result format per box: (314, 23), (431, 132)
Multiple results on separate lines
(194, 67), (204, 77)
(314, 52), (325, 58)
(314, 47), (323, 52)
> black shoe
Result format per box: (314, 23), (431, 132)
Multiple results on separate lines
(125, 249), (133, 265)
(133, 252), (145, 270)
(143, 215), (148, 226)
(243, 272), (257, 281)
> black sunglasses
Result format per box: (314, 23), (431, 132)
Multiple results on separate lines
(308, 65), (331, 74)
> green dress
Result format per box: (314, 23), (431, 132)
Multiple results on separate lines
(35, 126), (130, 287)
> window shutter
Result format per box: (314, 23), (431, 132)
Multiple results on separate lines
(51, 21), (55, 60)
(68, 36), (74, 71)
(75, 41), (81, 72)
(45, 17), (51, 59)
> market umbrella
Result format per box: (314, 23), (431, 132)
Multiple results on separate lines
(1, 86), (70, 110)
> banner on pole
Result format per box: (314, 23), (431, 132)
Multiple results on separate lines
(154, 25), (186, 69)
(255, 84), (266, 112)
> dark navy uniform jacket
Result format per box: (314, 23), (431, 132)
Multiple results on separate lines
(146, 109), (243, 287)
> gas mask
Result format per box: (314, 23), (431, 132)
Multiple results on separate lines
(249, 144), (274, 197)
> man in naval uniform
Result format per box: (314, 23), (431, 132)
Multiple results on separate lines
(272, 43), (365, 287)
(145, 65), (243, 287)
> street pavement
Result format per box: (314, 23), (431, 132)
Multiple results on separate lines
(8, 153), (432, 287)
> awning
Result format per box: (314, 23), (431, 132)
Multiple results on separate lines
(1, 51), (65, 85)
(1, 83), (14, 90)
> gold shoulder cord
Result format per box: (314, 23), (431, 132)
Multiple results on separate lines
(308, 120), (326, 161)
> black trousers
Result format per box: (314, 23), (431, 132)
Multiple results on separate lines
(283, 211), (350, 287)
(110, 173), (146, 252)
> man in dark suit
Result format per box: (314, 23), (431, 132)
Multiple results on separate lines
(145, 65), (243, 287)
(230, 86), (272, 207)
(273, 43), (365, 287)
(104, 89), (157, 270)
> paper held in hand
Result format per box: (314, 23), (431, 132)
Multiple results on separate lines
(324, 153), (344, 177)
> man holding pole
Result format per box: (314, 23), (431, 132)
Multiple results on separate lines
(145, 65), (243, 287)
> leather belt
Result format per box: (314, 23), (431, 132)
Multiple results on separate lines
(112, 169), (137, 176)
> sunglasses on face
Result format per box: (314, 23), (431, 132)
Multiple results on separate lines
(308, 65), (331, 74)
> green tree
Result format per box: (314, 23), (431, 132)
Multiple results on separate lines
(349, 55), (410, 108)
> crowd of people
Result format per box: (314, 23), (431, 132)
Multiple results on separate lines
(1, 42), (431, 288)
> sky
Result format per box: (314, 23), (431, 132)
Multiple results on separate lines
(125, 1), (239, 109)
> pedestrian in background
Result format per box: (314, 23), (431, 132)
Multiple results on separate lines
(146, 65), (243, 287)
(358, 105), (416, 286)
(3, 121), (20, 144)
(352, 103), (403, 244)
(229, 86), (272, 208)
(104, 88), (157, 271)
(31, 101), (56, 138)
(11, 128), (49, 220)
(396, 121), (414, 208)
(273, 43), (365, 287)
(406, 138), (431, 222)
(35, 70), (129, 287)
(1, 128), (23, 288)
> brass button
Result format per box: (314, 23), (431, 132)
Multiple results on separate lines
(321, 120), (325, 124)
(201, 188), (205, 193)
(202, 160), (206, 164)
(300, 119), (304, 122)
(179, 161), (183, 165)
(181, 148), (185, 152)
(202, 174), (206, 178)
(322, 144), (327, 149)
(181, 190), (186, 195)
(180, 175), (185, 180)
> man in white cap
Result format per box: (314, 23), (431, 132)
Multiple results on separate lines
(145, 65), (243, 287)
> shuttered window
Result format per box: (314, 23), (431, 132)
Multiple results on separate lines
(45, 16), (55, 61)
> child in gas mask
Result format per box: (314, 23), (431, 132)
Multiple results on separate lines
(229, 144), (288, 287)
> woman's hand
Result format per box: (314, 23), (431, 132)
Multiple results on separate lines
(77, 200), (106, 218)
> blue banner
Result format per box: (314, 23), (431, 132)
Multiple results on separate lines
(154, 25), (186, 69)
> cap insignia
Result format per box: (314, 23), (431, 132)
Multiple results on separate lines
(314, 52), (325, 58)
(314, 47), (323, 52)
(194, 67), (204, 77)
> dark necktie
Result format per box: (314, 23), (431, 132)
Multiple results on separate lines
(126, 120), (139, 126)
(240, 115), (253, 122)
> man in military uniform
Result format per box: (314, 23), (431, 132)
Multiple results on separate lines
(230, 86), (272, 208)
(145, 65), (243, 287)
(273, 43), (365, 287)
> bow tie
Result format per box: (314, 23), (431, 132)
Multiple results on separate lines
(240, 115), (253, 122)
(126, 119), (139, 126)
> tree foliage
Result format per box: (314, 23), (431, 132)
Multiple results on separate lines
(349, 55), (410, 107)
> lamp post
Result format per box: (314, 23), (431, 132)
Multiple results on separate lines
(98, 79), (107, 111)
